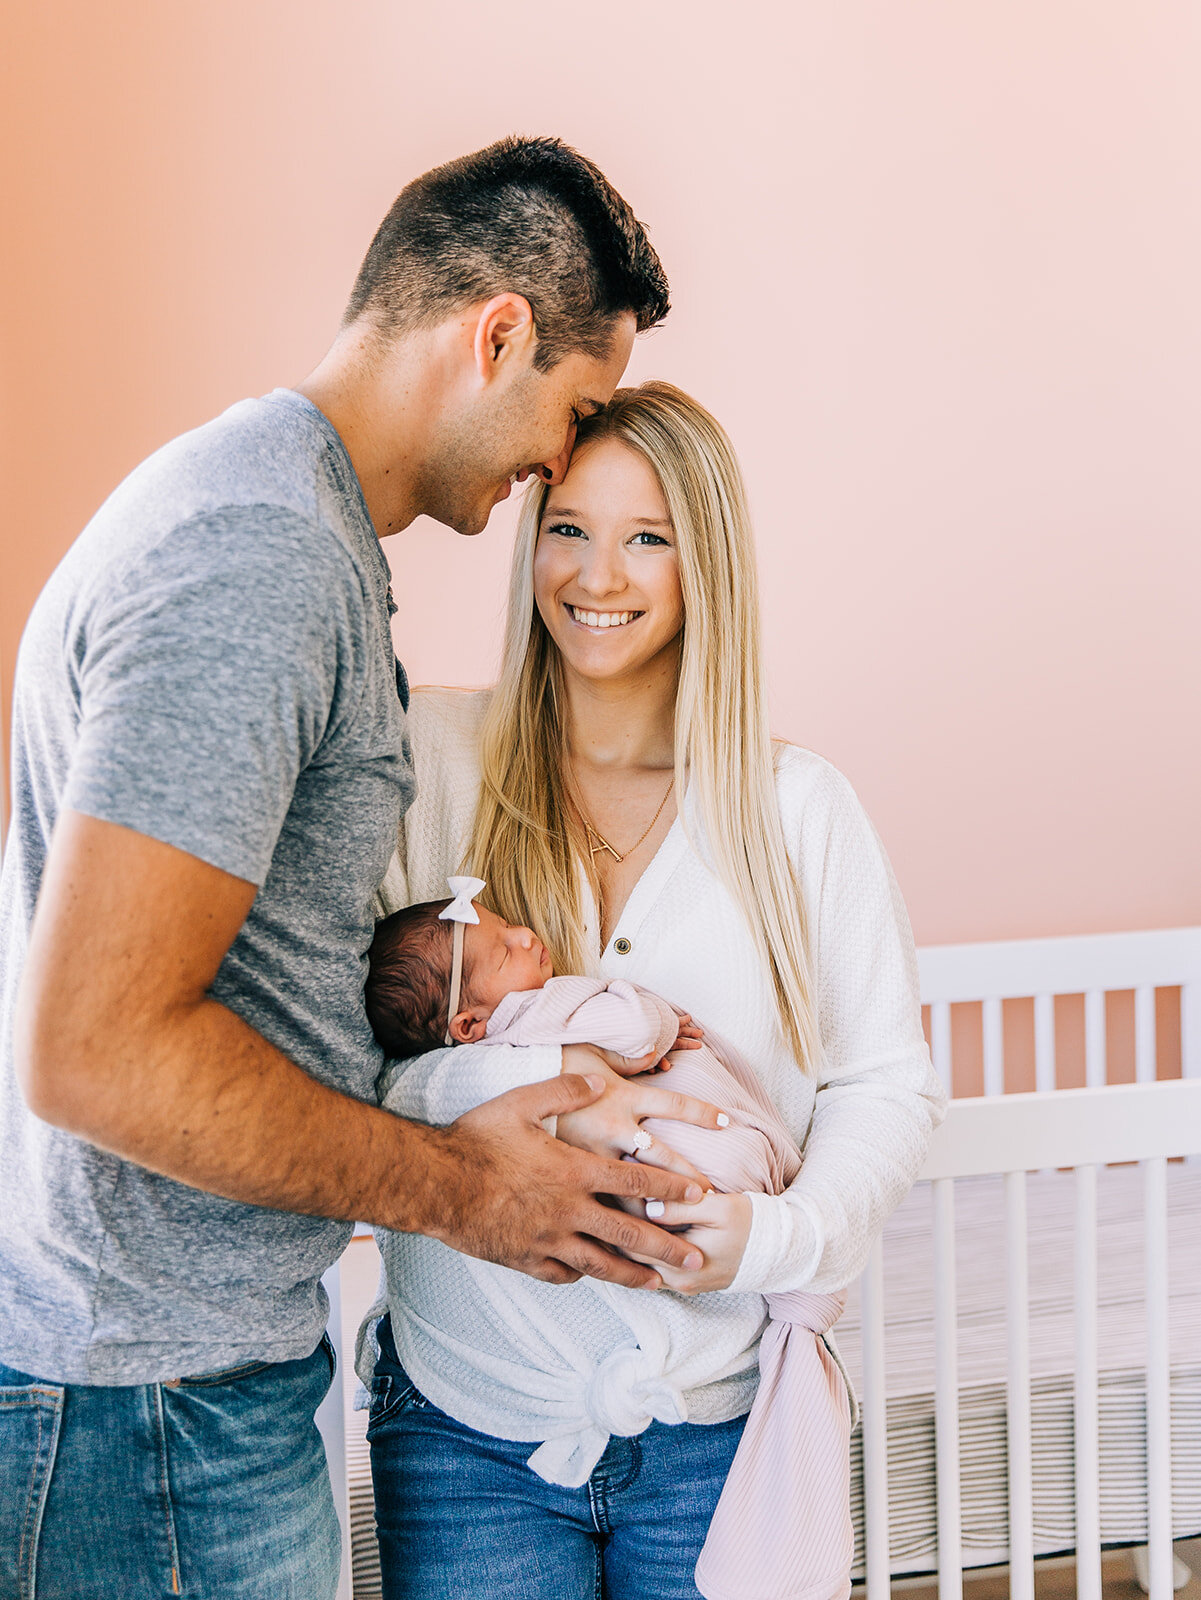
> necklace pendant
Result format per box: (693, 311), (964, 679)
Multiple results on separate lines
(577, 775), (674, 868)
(586, 826), (623, 864)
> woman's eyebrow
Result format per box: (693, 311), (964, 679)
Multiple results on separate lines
(542, 507), (672, 527)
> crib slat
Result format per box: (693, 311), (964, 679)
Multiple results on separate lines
(1182, 980), (1200, 1079)
(1006, 1170), (1035, 1600)
(932, 1178), (963, 1600)
(1034, 992), (1056, 1093)
(1074, 1165), (1102, 1600)
(860, 1240), (890, 1600)
(1144, 1156), (1173, 1600)
(931, 1001), (954, 1095)
(1084, 989), (1107, 1088)
(1135, 987), (1157, 1084)
(1182, 983), (1200, 1164)
(983, 997), (1004, 1097)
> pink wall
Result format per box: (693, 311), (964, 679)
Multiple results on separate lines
(3, 0), (1199, 945)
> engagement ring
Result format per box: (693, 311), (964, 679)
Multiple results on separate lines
(630, 1128), (653, 1154)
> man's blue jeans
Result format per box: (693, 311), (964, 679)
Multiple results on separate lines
(0, 1337), (340, 1599)
(368, 1317), (748, 1600)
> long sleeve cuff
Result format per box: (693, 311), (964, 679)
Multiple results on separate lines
(380, 1042), (563, 1126)
(727, 1191), (821, 1297)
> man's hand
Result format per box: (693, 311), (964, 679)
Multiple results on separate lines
(420, 1072), (725, 1288)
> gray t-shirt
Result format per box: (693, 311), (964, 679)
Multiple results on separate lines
(0, 389), (415, 1385)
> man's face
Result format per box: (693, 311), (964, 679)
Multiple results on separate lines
(432, 313), (636, 537)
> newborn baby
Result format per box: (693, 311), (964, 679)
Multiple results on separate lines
(365, 894), (696, 1067)
(364, 884), (855, 1600)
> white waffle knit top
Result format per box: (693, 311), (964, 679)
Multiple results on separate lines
(360, 687), (945, 1454)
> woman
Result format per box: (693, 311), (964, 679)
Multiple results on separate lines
(363, 382), (944, 1599)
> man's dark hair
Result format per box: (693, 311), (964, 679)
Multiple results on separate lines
(344, 135), (670, 372)
(364, 901), (454, 1060)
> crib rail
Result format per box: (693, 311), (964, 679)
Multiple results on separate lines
(918, 926), (1201, 1094)
(857, 1079), (1201, 1600)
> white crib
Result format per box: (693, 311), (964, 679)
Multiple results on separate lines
(840, 926), (1201, 1600)
(319, 924), (1201, 1600)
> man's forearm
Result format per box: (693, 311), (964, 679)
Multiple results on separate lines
(22, 990), (456, 1236)
(16, 812), (714, 1289)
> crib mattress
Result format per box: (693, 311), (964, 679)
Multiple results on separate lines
(836, 1164), (1201, 1575)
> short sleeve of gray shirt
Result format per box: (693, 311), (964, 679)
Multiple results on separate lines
(64, 504), (366, 884)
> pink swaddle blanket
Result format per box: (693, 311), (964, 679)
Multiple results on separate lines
(487, 978), (854, 1600)
(643, 1037), (853, 1600)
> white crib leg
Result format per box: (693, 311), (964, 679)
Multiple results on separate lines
(1130, 1546), (1191, 1593)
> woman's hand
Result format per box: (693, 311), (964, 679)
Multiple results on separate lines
(558, 1046), (725, 1189)
(635, 1190), (753, 1294)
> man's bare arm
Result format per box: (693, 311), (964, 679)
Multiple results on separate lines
(14, 811), (718, 1287)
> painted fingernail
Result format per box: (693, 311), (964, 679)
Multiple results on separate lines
(716, 1113), (730, 1127)
(685, 1183), (703, 1202)
(684, 1250), (703, 1269)
(645, 1200), (665, 1218)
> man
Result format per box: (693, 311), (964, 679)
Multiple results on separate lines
(0, 137), (719, 1598)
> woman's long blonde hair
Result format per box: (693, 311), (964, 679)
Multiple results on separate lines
(468, 380), (820, 1071)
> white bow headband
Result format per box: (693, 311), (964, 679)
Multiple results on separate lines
(439, 876), (485, 1044)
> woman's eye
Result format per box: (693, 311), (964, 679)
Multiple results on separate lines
(631, 530), (669, 547)
(547, 521), (586, 539)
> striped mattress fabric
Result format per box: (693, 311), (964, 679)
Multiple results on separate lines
(837, 1164), (1201, 1576)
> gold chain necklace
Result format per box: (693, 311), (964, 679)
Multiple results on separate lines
(579, 776), (675, 864)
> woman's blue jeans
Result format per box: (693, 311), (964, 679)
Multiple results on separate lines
(368, 1317), (747, 1600)
(0, 1337), (340, 1599)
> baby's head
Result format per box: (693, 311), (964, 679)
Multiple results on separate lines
(365, 898), (552, 1058)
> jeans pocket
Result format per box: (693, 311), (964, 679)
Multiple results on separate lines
(366, 1372), (427, 1436)
(0, 1378), (65, 1598)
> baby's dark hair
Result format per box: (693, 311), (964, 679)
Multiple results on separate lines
(365, 900), (454, 1059)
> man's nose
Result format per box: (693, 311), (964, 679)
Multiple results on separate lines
(532, 421), (577, 486)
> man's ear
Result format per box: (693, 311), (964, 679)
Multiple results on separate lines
(472, 293), (536, 382)
(448, 1009), (489, 1045)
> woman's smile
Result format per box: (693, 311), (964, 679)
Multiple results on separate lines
(565, 605), (645, 631)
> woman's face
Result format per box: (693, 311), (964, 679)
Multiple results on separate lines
(532, 437), (685, 688)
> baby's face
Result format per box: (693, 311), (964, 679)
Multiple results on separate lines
(462, 907), (553, 1014)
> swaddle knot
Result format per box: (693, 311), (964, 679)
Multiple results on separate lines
(765, 1288), (847, 1336)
